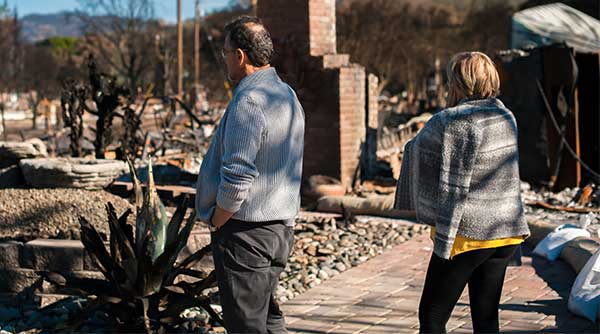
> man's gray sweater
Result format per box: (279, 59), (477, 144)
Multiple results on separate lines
(394, 98), (530, 259)
(195, 68), (305, 223)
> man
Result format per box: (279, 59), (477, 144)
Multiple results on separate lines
(195, 16), (305, 334)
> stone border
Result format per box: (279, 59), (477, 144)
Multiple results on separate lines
(0, 227), (211, 299)
(19, 158), (127, 190)
(526, 219), (600, 274)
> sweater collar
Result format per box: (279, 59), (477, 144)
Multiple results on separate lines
(234, 67), (277, 93)
(458, 97), (505, 109)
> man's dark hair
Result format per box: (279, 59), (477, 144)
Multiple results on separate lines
(224, 16), (273, 67)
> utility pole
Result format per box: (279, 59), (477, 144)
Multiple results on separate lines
(194, 0), (200, 88)
(177, 0), (183, 96)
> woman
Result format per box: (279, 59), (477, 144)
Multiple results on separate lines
(394, 52), (530, 334)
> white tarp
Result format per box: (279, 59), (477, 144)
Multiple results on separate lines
(512, 3), (600, 53)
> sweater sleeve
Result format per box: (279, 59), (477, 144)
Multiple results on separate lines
(433, 117), (483, 259)
(216, 95), (266, 213)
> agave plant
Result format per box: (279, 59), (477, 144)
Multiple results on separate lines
(41, 159), (221, 333)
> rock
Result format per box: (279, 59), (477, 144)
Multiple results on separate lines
(317, 270), (329, 280)
(306, 244), (318, 256)
(0, 139), (48, 168)
(339, 239), (352, 247)
(317, 247), (334, 256)
(334, 262), (347, 272)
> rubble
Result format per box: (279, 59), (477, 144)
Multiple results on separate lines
(521, 182), (600, 238)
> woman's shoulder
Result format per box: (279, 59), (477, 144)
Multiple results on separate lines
(438, 98), (513, 125)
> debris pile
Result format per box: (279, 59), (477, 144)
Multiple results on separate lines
(521, 182), (600, 238)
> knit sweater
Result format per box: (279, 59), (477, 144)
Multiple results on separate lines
(394, 98), (530, 259)
(195, 68), (305, 223)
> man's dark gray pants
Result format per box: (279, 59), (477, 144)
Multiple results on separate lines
(211, 219), (294, 334)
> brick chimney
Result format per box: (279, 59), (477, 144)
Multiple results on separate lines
(258, 0), (377, 187)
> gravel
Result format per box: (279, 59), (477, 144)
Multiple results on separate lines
(0, 188), (134, 241)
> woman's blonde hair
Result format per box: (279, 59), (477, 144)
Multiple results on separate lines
(446, 51), (500, 106)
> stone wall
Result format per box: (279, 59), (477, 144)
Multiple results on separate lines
(0, 228), (211, 297)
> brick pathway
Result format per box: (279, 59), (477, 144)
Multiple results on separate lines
(282, 233), (599, 334)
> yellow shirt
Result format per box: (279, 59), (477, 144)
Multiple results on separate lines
(430, 227), (526, 259)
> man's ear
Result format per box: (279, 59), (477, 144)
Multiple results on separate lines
(236, 49), (245, 65)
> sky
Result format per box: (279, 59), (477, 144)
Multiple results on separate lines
(6, 0), (231, 21)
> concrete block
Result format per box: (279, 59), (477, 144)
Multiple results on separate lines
(0, 241), (22, 269)
(0, 269), (40, 293)
(22, 239), (84, 272)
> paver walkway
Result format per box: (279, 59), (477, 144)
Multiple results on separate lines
(282, 233), (599, 334)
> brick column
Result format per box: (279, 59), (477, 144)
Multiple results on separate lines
(308, 0), (336, 56)
(258, 0), (367, 186)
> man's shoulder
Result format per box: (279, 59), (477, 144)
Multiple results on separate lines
(236, 80), (296, 106)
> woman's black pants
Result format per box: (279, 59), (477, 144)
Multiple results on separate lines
(419, 244), (519, 334)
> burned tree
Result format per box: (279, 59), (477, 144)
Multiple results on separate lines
(60, 79), (87, 157)
(61, 55), (143, 159)
(86, 55), (130, 159)
(118, 101), (145, 160)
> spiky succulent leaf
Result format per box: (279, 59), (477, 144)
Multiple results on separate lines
(176, 244), (211, 271)
(106, 203), (138, 293)
(142, 209), (196, 295)
(126, 157), (146, 255)
(164, 244), (211, 286)
(188, 270), (218, 296)
(79, 217), (124, 285)
(40, 271), (113, 297)
(117, 206), (135, 246)
(165, 195), (189, 250)
(144, 161), (168, 262)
